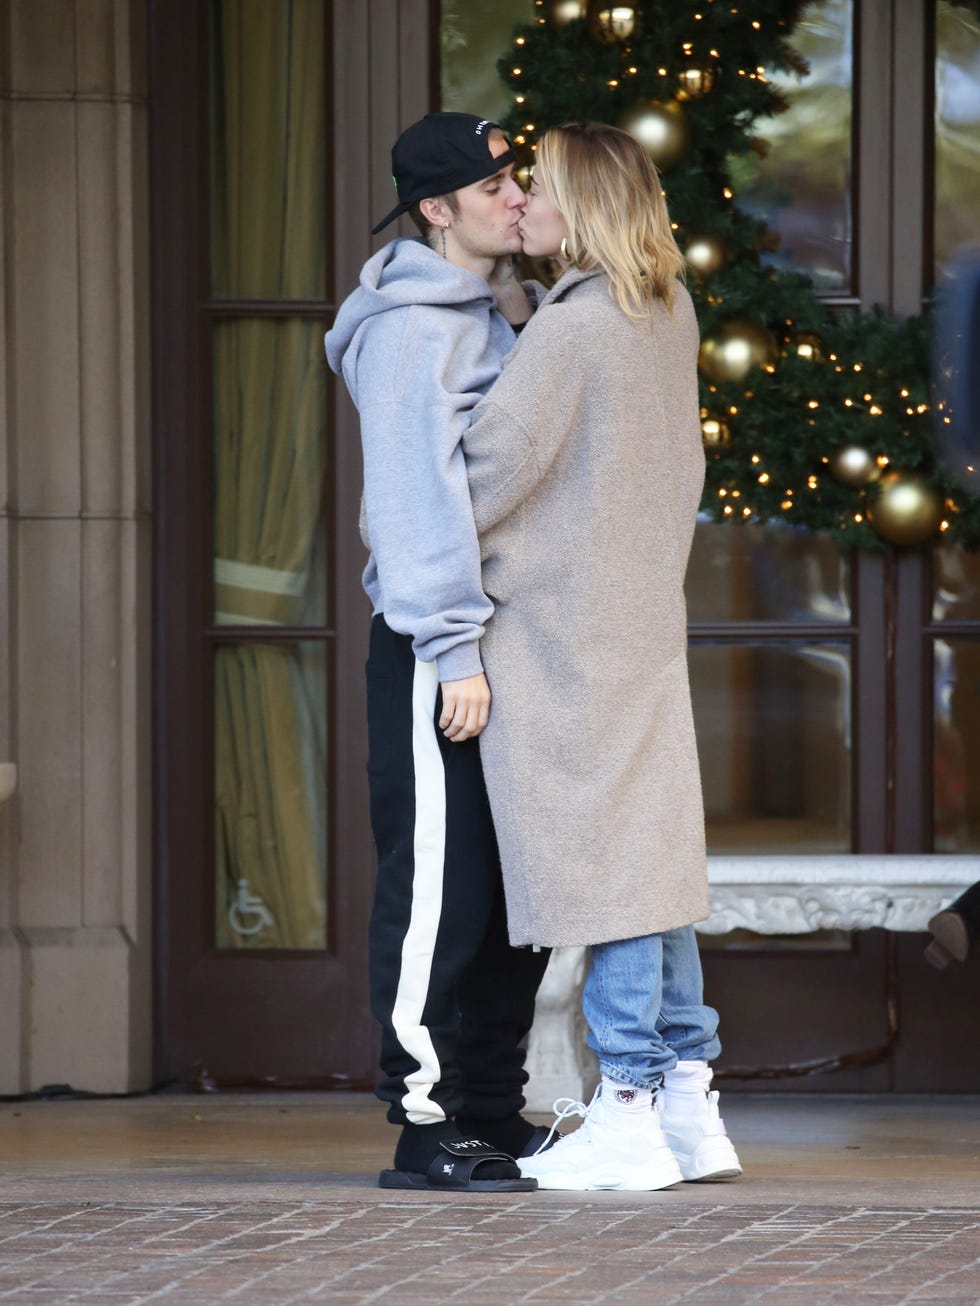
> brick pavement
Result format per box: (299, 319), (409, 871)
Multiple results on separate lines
(1, 1199), (979, 1304)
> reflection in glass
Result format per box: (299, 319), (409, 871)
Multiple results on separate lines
(690, 641), (851, 853)
(728, 0), (853, 293)
(934, 638), (980, 852)
(935, 2), (980, 275)
(209, 0), (325, 299)
(215, 641), (328, 949)
(933, 545), (980, 621)
(686, 517), (850, 624)
(441, 0), (532, 123)
(212, 320), (327, 628)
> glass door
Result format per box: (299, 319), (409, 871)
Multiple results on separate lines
(152, 0), (377, 1086)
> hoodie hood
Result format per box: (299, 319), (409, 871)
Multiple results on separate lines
(325, 238), (497, 401)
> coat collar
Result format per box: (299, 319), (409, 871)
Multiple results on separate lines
(539, 266), (606, 308)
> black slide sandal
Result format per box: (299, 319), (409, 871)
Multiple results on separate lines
(379, 1139), (537, 1192)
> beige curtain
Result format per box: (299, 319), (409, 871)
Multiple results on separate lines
(210, 0), (327, 949)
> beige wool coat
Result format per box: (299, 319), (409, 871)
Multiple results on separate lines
(463, 267), (710, 948)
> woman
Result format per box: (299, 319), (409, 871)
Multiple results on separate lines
(463, 122), (741, 1191)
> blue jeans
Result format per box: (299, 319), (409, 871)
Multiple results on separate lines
(582, 926), (721, 1090)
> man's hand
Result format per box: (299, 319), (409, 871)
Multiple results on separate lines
(439, 672), (491, 742)
(489, 255), (531, 327)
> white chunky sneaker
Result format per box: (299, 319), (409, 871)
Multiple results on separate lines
(659, 1061), (742, 1182)
(518, 1088), (684, 1192)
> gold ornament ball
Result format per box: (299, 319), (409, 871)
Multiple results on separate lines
(867, 470), (945, 545)
(827, 445), (881, 488)
(698, 320), (778, 384)
(514, 163), (534, 191)
(587, 2), (638, 42)
(701, 416), (731, 449)
(677, 64), (716, 99)
(545, 0), (585, 26)
(685, 234), (728, 276)
(617, 99), (691, 171)
(793, 330), (823, 362)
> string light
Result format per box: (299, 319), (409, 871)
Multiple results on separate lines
(781, 499), (793, 510)
(750, 454), (760, 464)
(869, 405), (882, 416)
(807, 400), (819, 409)
(758, 473), (770, 484)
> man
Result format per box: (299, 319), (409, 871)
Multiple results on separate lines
(325, 113), (551, 1192)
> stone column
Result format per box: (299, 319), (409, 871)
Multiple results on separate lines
(0, 0), (152, 1094)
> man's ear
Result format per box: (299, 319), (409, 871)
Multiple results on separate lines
(419, 196), (450, 229)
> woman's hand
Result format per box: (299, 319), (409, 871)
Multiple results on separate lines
(439, 672), (491, 741)
(489, 255), (532, 327)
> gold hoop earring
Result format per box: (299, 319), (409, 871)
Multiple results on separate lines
(560, 236), (570, 262)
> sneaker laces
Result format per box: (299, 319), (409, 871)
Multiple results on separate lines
(530, 1085), (601, 1156)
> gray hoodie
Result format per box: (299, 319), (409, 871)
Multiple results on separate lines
(325, 237), (518, 682)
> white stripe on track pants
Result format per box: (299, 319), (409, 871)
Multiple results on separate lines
(365, 615), (550, 1126)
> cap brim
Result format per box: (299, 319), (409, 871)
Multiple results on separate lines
(371, 201), (411, 236)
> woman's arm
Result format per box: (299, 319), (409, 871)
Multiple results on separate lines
(463, 306), (585, 532)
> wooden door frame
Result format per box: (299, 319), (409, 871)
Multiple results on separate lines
(149, 0), (437, 1085)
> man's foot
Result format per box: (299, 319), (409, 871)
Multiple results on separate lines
(517, 1088), (683, 1191)
(383, 1119), (526, 1189)
(658, 1061), (742, 1182)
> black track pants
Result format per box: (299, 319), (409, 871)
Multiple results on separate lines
(366, 615), (551, 1126)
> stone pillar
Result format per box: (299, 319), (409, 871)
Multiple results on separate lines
(524, 948), (598, 1112)
(0, 0), (152, 1094)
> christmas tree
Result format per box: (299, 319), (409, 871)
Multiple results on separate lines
(497, 0), (980, 549)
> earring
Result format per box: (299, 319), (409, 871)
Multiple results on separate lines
(560, 236), (570, 262)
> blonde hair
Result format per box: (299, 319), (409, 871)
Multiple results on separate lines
(536, 122), (685, 318)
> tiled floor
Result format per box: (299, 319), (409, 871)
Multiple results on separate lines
(1, 1093), (979, 1303)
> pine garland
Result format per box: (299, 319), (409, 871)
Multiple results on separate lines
(497, 0), (980, 549)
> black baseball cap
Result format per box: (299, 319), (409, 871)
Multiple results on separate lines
(372, 112), (516, 235)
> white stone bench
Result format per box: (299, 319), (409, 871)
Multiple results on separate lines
(524, 855), (978, 1110)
